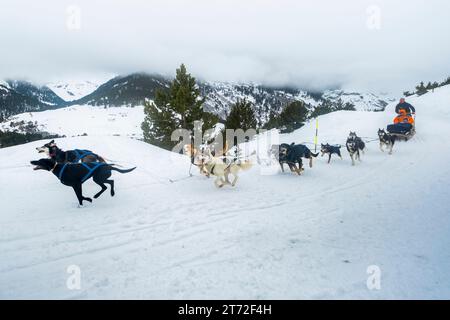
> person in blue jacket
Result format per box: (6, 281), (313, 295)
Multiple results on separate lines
(395, 98), (416, 115)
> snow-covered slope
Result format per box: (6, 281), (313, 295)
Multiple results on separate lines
(202, 82), (393, 121)
(322, 90), (395, 111)
(47, 80), (110, 102)
(0, 87), (449, 299)
(0, 80), (64, 119)
(0, 80), (10, 88)
(0, 105), (144, 138)
(6, 80), (65, 106)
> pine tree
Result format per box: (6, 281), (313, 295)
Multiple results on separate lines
(415, 81), (428, 96)
(141, 64), (218, 150)
(225, 99), (257, 131)
(444, 77), (450, 86)
(264, 110), (281, 130)
(311, 100), (334, 118)
(278, 101), (308, 133)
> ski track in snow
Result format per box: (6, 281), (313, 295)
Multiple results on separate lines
(0, 88), (449, 299)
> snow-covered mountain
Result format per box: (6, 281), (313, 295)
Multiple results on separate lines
(1, 73), (394, 124)
(0, 80), (64, 120)
(0, 85), (449, 299)
(47, 80), (106, 102)
(69, 73), (169, 107)
(64, 73), (394, 123)
(322, 90), (395, 112)
(201, 82), (394, 123)
(6, 80), (64, 106)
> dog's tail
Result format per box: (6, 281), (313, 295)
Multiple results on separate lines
(311, 152), (319, 158)
(110, 166), (137, 174)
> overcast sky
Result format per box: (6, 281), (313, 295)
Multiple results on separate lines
(1, 0), (449, 93)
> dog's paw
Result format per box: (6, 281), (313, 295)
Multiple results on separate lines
(111, 191), (115, 197)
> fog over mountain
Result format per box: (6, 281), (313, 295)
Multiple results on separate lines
(1, 0), (450, 93)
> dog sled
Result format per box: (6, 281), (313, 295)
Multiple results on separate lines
(387, 124), (415, 141)
(387, 113), (416, 141)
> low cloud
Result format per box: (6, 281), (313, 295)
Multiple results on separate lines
(1, 0), (449, 94)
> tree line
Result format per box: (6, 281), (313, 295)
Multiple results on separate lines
(141, 64), (355, 150)
(404, 76), (450, 97)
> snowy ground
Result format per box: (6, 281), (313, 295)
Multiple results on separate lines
(0, 87), (449, 299)
(0, 105), (144, 138)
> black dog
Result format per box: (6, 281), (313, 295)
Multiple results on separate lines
(270, 144), (300, 174)
(36, 140), (105, 163)
(279, 143), (319, 175)
(31, 158), (136, 206)
(346, 132), (365, 166)
(378, 129), (396, 155)
(284, 143), (319, 168)
(320, 143), (343, 164)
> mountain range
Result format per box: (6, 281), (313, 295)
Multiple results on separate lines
(0, 80), (64, 121)
(0, 73), (395, 123)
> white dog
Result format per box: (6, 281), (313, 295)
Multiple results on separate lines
(202, 151), (252, 188)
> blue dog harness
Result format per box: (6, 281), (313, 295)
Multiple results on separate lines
(58, 162), (107, 183)
(72, 149), (95, 162)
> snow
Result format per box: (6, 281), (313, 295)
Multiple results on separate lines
(202, 81), (394, 123)
(0, 80), (10, 89)
(322, 90), (396, 111)
(47, 80), (108, 102)
(0, 87), (449, 299)
(0, 105), (145, 138)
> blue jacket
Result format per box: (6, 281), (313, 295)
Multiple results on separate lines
(395, 102), (416, 114)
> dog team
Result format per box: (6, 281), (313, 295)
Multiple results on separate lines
(30, 127), (401, 205)
(186, 128), (398, 184)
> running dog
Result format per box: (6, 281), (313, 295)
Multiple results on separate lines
(30, 158), (136, 206)
(378, 129), (396, 155)
(36, 140), (106, 163)
(346, 132), (365, 166)
(320, 143), (343, 164)
(269, 144), (295, 173)
(202, 151), (252, 188)
(279, 143), (319, 175)
(184, 141), (229, 177)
